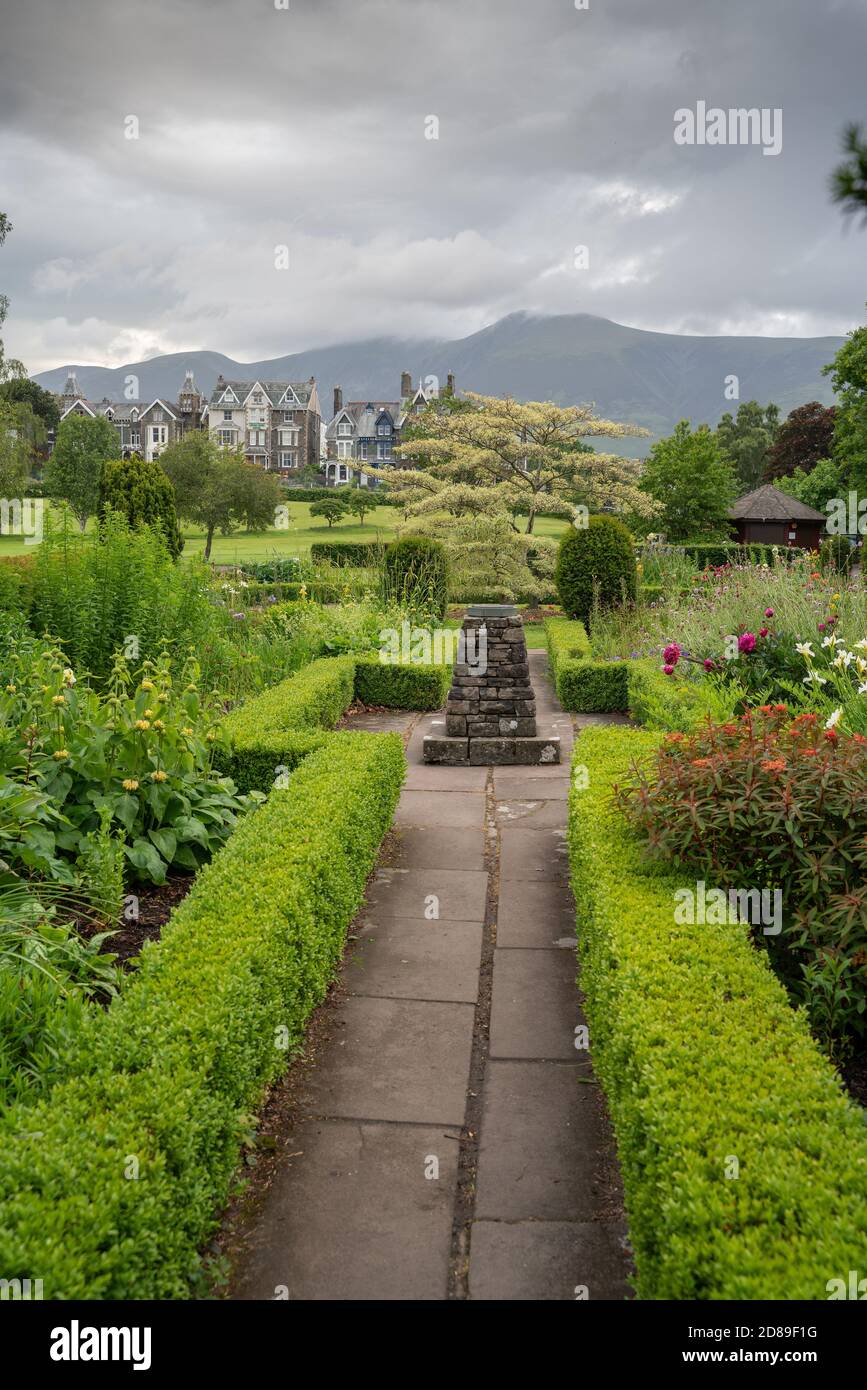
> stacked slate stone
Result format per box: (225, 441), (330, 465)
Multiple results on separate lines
(446, 614), (536, 739)
(423, 608), (560, 766)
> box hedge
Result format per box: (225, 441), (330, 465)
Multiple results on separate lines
(0, 731), (406, 1298)
(682, 541), (805, 568)
(310, 540), (387, 566)
(354, 655), (448, 711)
(544, 616), (629, 712)
(568, 727), (867, 1299)
(554, 515), (637, 623)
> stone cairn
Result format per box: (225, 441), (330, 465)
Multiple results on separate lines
(423, 605), (561, 766)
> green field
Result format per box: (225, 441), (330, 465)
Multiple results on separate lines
(0, 501), (570, 563)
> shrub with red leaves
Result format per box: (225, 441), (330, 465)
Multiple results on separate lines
(617, 706), (867, 1050)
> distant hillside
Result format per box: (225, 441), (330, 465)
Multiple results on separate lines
(35, 312), (843, 456)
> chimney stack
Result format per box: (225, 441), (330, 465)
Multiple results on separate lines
(333, 386), (343, 416)
(446, 372), (456, 396)
(401, 370), (412, 398)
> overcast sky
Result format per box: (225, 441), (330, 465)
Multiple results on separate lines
(1, 0), (866, 373)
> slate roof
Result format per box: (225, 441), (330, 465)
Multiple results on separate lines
(728, 483), (826, 523)
(208, 379), (316, 408)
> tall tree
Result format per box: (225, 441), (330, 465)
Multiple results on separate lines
(44, 413), (120, 530)
(0, 212), (26, 384)
(0, 377), (60, 433)
(639, 420), (738, 541)
(830, 123), (867, 225)
(100, 455), (183, 558)
(369, 392), (654, 533)
(776, 457), (847, 515)
(714, 400), (780, 490)
(0, 402), (32, 495)
(822, 315), (867, 494)
(159, 433), (282, 561)
(763, 401), (837, 480)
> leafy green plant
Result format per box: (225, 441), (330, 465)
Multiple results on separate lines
(616, 707), (867, 1050)
(382, 536), (449, 620)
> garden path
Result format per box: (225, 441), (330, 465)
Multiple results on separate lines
(229, 652), (632, 1300)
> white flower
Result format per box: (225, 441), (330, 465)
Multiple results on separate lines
(803, 671), (828, 686)
(859, 683), (867, 696)
(62, 668), (76, 686)
(825, 708), (843, 729)
(855, 638), (867, 651)
(833, 650), (854, 669)
(821, 634), (840, 649)
(795, 641), (814, 658)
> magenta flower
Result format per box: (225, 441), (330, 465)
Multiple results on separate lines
(662, 664), (675, 676)
(662, 642), (681, 665)
(703, 658), (715, 671)
(818, 622), (826, 632)
(738, 632), (756, 654)
(759, 627), (769, 638)
(765, 607), (774, 618)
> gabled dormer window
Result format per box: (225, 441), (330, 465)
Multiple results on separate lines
(377, 422), (391, 437)
(338, 422), (352, 436)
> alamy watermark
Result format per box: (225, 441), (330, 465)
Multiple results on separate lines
(0, 497), (43, 544)
(674, 102), (783, 157)
(379, 621), (488, 674)
(674, 880), (782, 936)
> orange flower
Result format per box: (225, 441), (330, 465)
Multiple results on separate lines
(761, 759), (787, 773)
(691, 757), (712, 767)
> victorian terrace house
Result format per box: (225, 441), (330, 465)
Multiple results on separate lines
(57, 370), (205, 462)
(205, 377), (321, 477)
(324, 371), (455, 486)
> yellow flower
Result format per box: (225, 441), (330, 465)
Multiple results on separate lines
(41, 684), (50, 693)
(62, 668), (76, 687)
(143, 708), (154, 718)
(157, 692), (168, 703)
(122, 778), (139, 791)
(52, 694), (65, 706)
(135, 719), (151, 731)
(53, 749), (70, 761)
(150, 769), (168, 782)
(153, 719), (165, 731)
(5, 683), (16, 693)
(182, 726), (194, 736)
(141, 679), (155, 691)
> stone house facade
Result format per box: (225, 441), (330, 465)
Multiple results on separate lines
(205, 377), (321, 477)
(324, 371), (455, 486)
(57, 370), (205, 462)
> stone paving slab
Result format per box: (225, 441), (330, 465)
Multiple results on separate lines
(366, 867), (488, 921)
(494, 797), (571, 830)
(234, 1118), (460, 1301)
(403, 763), (488, 791)
(298, 995), (475, 1126)
(393, 826), (485, 871)
(489, 947), (582, 1059)
(497, 878), (576, 948)
(492, 771), (572, 801)
(468, 1220), (631, 1301)
(475, 1061), (610, 1221)
(499, 826), (570, 883)
(346, 918), (483, 1004)
(394, 789), (486, 828)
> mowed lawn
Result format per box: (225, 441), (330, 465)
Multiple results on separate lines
(0, 501), (570, 563)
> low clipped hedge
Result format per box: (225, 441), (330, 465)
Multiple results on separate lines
(568, 727), (867, 1299)
(310, 540), (387, 566)
(354, 655), (448, 710)
(544, 617), (629, 713)
(682, 541), (805, 568)
(0, 732), (406, 1298)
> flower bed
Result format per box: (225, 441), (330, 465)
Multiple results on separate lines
(568, 725), (867, 1299)
(0, 730), (405, 1298)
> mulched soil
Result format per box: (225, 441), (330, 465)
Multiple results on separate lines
(840, 1052), (867, 1109)
(76, 873), (195, 968)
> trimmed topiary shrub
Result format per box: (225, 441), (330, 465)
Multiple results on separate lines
(100, 456), (183, 558)
(383, 536), (449, 619)
(554, 515), (637, 624)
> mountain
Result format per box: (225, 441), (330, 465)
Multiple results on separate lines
(34, 312), (844, 455)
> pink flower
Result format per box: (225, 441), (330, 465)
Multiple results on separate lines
(662, 642), (681, 665)
(759, 628), (769, 638)
(738, 632), (756, 654)
(818, 623), (826, 631)
(662, 664), (675, 676)
(703, 658), (715, 671)
(765, 608), (774, 618)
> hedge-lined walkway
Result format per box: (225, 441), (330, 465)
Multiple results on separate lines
(230, 652), (632, 1301)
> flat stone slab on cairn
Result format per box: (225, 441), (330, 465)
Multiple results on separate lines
(423, 605), (560, 767)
